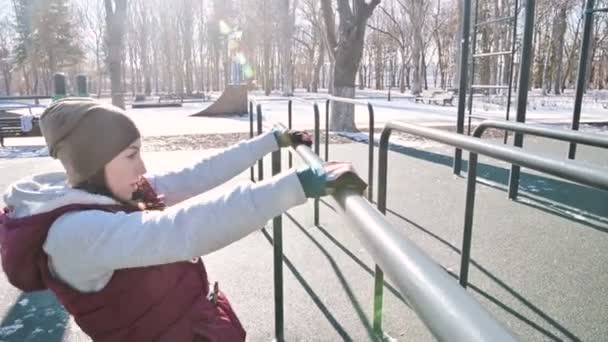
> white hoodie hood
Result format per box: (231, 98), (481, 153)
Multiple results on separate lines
(3, 172), (118, 219)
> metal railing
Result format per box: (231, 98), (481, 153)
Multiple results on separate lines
(456, 120), (608, 286)
(252, 102), (515, 340)
(378, 121), (608, 294)
(474, 120), (608, 199)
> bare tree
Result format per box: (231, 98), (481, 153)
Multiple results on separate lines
(321, 0), (381, 131)
(0, 18), (14, 95)
(105, 0), (127, 108)
(80, 0), (106, 97)
(368, 0), (412, 93)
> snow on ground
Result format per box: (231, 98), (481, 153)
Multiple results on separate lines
(1, 89), (607, 159)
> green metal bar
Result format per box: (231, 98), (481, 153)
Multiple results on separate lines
(250, 101), (255, 181)
(454, 0), (473, 175)
(569, 0), (595, 159)
(314, 103), (320, 226)
(271, 147), (284, 341)
(325, 99), (330, 161)
(372, 265), (384, 336)
(288, 100), (293, 168)
(508, 0), (535, 200)
(257, 104), (264, 181)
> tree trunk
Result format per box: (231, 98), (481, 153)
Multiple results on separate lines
(312, 39), (324, 92)
(409, 0), (425, 95)
(358, 65), (365, 90)
(399, 48), (406, 93)
(322, 0), (379, 131)
(374, 43), (382, 90)
(105, 0), (127, 109)
(280, 0), (294, 95)
(553, 6), (567, 94)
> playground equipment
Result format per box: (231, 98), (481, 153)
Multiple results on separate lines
(191, 85), (248, 116)
(248, 94), (608, 340)
(249, 101), (516, 341)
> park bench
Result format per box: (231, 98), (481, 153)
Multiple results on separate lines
(0, 113), (41, 147)
(415, 90), (455, 106)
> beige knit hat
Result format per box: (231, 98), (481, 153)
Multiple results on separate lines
(40, 98), (141, 186)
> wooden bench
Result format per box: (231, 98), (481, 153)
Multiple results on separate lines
(0, 114), (42, 147)
(415, 90), (455, 106)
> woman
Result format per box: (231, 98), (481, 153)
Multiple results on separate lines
(0, 99), (365, 341)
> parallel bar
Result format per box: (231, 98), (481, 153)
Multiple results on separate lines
(473, 51), (513, 58)
(257, 104), (264, 181)
(475, 15), (514, 27)
(459, 120), (608, 287)
(476, 120), (608, 147)
(383, 121), (608, 191)
(454, 0), (472, 175)
(250, 102), (255, 181)
(313, 103), (320, 227)
(271, 147), (284, 341)
(508, 0), (535, 200)
(569, 0), (595, 159)
(285, 130), (516, 341)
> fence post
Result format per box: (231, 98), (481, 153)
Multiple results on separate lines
(257, 104), (264, 181)
(288, 100), (293, 168)
(250, 102), (255, 181)
(325, 99), (330, 161)
(271, 147), (284, 341)
(314, 103), (320, 226)
(367, 103), (375, 203)
(508, 0), (536, 200)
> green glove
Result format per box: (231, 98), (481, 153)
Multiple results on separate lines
(273, 128), (313, 148)
(296, 162), (367, 198)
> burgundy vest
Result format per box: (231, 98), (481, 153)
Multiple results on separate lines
(0, 201), (246, 341)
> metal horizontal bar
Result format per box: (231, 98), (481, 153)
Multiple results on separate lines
(328, 94), (455, 112)
(286, 130), (515, 341)
(475, 120), (608, 148)
(0, 96), (52, 100)
(327, 95), (369, 106)
(475, 15), (514, 27)
(468, 114), (492, 120)
(385, 121), (608, 191)
(471, 85), (511, 89)
(473, 51), (513, 58)
(287, 96), (316, 105)
(592, 7), (608, 12)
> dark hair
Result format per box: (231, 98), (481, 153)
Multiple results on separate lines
(73, 169), (154, 210)
(73, 168), (114, 198)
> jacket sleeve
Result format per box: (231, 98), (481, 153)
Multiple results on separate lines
(146, 131), (279, 206)
(43, 170), (306, 279)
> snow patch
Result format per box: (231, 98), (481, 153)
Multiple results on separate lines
(0, 146), (49, 159)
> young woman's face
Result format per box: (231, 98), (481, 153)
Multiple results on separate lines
(104, 139), (147, 202)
